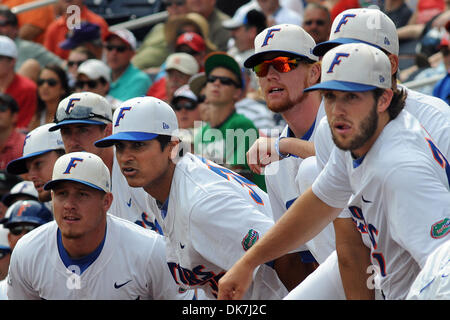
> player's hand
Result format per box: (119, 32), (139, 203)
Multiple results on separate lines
(246, 137), (280, 175)
(217, 259), (254, 300)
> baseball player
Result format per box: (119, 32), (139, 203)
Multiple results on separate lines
(310, 8), (450, 299)
(0, 199), (53, 299)
(217, 43), (450, 300)
(407, 240), (450, 299)
(243, 23), (338, 292)
(94, 96), (288, 299)
(255, 9), (450, 299)
(48, 92), (162, 233)
(7, 152), (195, 300)
(6, 123), (65, 204)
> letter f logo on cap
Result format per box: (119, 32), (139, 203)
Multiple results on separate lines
(327, 53), (349, 73)
(115, 106), (132, 127)
(63, 157), (84, 174)
(66, 98), (81, 114)
(261, 28), (281, 47)
(334, 14), (356, 33)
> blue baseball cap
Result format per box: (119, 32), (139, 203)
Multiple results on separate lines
(3, 200), (53, 229)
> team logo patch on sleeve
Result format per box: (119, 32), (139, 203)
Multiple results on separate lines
(431, 218), (450, 239)
(241, 229), (260, 251)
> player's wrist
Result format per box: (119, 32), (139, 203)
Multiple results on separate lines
(275, 136), (291, 159)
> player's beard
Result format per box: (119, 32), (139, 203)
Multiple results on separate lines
(266, 78), (309, 113)
(331, 101), (378, 152)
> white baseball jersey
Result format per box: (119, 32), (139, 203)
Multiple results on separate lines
(314, 87), (450, 172)
(148, 153), (288, 300)
(407, 240), (450, 300)
(109, 154), (163, 234)
(312, 110), (450, 300)
(265, 102), (336, 264)
(7, 214), (194, 300)
(0, 279), (6, 300)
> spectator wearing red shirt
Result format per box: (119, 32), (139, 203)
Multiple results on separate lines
(44, 0), (109, 60)
(0, 93), (25, 170)
(0, 36), (36, 130)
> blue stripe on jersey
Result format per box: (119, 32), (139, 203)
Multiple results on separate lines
(286, 119), (316, 141)
(57, 227), (106, 275)
(285, 120), (316, 159)
(352, 155), (366, 168)
(156, 197), (169, 219)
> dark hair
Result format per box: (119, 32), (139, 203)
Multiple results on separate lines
(0, 93), (18, 113)
(155, 135), (173, 151)
(54, 149), (66, 157)
(373, 87), (407, 120)
(0, 5), (18, 26)
(37, 63), (72, 113)
(245, 9), (267, 34)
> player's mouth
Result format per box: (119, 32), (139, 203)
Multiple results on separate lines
(333, 121), (352, 135)
(122, 166), (138, 177)
(33, 181), (44, 192)
(63, 215), (81, 224)
(66, 146), (84, 153)
(267, 86), (284, 96)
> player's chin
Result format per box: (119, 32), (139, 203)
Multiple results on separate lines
(123, 175), (145, 188)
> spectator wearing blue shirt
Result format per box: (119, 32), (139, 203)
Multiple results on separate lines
(105, 29), (152, 101)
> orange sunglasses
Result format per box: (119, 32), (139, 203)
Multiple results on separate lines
(253, 57), (300, 77)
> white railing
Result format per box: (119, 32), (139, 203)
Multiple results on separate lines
(11, 0), (56, 14)
(402, 74), (445, 90)
(109, 11), (168, 31)
(11, 0), (168, 30)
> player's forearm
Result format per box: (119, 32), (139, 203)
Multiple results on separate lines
(242, 188), (341, 269)
(278, 138), (315, 159)
(334, 218), (375, 300)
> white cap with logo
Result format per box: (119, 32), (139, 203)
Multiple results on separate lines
(165, 52), (199, 76)
(49, 92), (113, 131)
(94, 96), (180, 148)
(2, 181), (39, 207)
(44, 152), (111, 193)
(77, 59), (111, 82)
(304, 43), (391, 92)
(313, 8), (399, 57)
(7, 123), (65, 175)
(244, 24), (318, 68)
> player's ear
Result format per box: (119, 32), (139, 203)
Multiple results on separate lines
(377, 89), (393, 113)
(307, 62), (321, 87)
(168, 139), (181, 163)
(103, 192), (113, 212)
(104, 123), (113, 137)
(387, 54), (398, 76)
